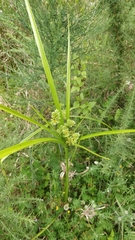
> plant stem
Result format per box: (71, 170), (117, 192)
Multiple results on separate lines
(64, 147), (69, 202)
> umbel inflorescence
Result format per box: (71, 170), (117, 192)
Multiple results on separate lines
(50, 109), (80, 146)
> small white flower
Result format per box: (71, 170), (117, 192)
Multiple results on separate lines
(106, 188), (111, 193)
(94, 161), (99, 165)
(80, 200), (85, 206)
(127, 138), (131, 142)
(68, 197), (72, 203)
(124, 210), (128, 215)
(34, 218), (38, 222)
(64, 204), (69, 211)
(126, 80), (131, 85)
(125, 81), (134, 90)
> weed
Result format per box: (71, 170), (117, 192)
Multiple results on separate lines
(0, 0), (135, 239)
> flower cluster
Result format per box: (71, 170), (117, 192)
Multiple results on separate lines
(51, 109), (61, 126)
(50, 109), (80, 146)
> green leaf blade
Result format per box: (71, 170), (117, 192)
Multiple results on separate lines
(75, 144), (110, 160)
(80, 129), (135, 141)
(24, 0), (61, 112)
(66, 15), (71, 120)
(0, 138), (65, 162)
(0, 104), (43, 127)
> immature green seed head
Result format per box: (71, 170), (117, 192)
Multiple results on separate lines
(72, 132), (80, 141)
(57, 125), (63, 134)
(66, 119), (76, 128)
(57, 125), (70, 137)
(66, 132), (80, 146)
(62, 126), (70, 138)
(51, 109), (60, 126)
(51, 109), (80, 146)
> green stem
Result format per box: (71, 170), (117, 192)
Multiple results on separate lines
(64, 147), (69, 202)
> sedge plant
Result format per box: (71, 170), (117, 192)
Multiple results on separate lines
(0, 0), (135, 203)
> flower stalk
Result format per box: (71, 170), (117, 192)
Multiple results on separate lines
(64, 147), (69, 202)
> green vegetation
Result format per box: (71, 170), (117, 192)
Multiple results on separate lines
(0, 0), (135, 239)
